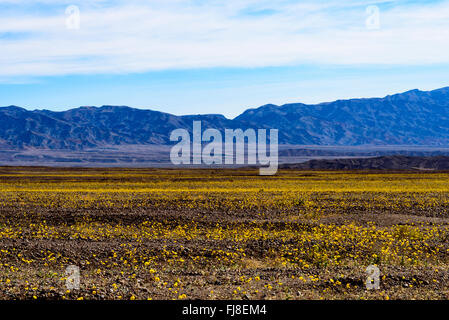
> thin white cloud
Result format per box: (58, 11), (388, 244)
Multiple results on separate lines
(0, 0), (449, 77)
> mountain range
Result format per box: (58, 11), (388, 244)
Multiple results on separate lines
(1, 86), (449, 151)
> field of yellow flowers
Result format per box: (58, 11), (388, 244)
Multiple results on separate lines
(1, 167), (449, 300)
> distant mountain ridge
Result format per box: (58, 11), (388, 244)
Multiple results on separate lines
(236, 87), (449, 145)
(0, 106), (239, 150)
(1, 86), (449, 150)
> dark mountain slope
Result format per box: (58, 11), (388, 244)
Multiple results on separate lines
(281, 155), (449, 170)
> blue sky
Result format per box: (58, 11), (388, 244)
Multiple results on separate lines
(1, 0), (449, 118)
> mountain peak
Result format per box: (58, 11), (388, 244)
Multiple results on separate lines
(4, 105), (26, 111)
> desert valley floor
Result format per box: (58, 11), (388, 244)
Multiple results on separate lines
(0, 167), (449, 300)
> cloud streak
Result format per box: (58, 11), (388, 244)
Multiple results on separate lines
(1, 0), (449, 77)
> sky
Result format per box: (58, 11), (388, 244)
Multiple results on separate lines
(0, 0), (449, 118)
